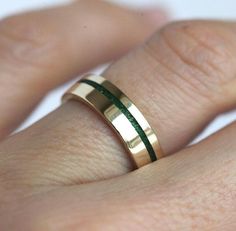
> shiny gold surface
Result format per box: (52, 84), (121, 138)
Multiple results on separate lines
(62, 74), (164, 168)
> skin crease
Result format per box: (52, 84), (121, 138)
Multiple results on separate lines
(0, 1), (236, 230)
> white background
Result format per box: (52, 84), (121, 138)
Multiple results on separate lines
(0, 0), (236, 141)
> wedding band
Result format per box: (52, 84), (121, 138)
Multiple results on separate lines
(62, 74), (164, 168)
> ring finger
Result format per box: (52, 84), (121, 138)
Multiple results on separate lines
(1, 20), (236, 189)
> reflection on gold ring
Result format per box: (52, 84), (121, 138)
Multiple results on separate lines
(62, 74), (164, 168)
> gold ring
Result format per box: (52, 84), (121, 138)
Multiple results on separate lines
(62, 74), (164, 168)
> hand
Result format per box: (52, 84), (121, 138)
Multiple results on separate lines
(0, 1), (236, 230)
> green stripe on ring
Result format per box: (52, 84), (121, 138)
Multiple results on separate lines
(80, 79), (157, 162)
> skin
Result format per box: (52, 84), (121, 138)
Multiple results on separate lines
(0, 0), (235, 230)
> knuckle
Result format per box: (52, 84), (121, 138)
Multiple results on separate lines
(148, 21), (236, 104)
(162, 21), (233, 75)
(0, 15), (58, 70)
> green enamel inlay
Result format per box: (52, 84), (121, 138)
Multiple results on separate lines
(80, 79), (157, 162)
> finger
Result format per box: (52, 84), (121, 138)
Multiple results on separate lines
(2, 122), (236, 230)
(1, 20), (236, 185)
(0, 0), (167, 139)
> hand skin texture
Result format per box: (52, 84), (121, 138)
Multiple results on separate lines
(0, 1), (236, 230)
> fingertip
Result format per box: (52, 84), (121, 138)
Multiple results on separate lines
(141, 8), (170, 28)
